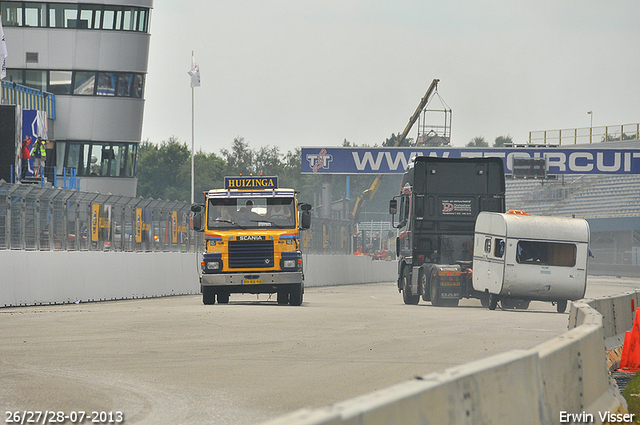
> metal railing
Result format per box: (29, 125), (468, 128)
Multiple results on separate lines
(0, 182), (198, 252)
(0, 182), (354, 255)
(302, 217), (353, 255)
(528, 123), (639, 145)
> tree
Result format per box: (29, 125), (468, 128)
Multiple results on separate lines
(494, 135), (513, 147)
(137, 137), (190, 201)
(220, 137), (253, 175)
(466, 136), (488, 147)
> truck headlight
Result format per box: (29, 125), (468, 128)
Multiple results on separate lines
(206, 261), (221, 270)
(283, 259), (297, 269)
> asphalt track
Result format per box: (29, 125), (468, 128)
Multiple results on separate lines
(1, 276), (638, 425)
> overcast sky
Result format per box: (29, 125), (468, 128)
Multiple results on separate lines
(141, 1), (640, 156)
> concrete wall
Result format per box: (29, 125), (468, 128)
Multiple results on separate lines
(0, 251), (396, 307)
(261, 293), (639, 425)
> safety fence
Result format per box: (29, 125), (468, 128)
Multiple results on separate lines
(529, 123), (639, 145)
(0, 182), (357, 255)
(0, 181), (197, 252)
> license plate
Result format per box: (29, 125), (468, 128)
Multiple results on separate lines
(243, 279), (263, 285)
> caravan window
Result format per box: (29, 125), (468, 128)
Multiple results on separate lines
(494, 239), (504, 258)
(516, 240), (576, 267)
(484, 238), (491, 254)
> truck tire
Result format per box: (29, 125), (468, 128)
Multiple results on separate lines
(277, 291), (289, 305)
(420, 269), (430, 302)
(402, 267), (419, 305)
(556, 300), (567, 313)
(480, 295), (490, 308)
(289, 283), (303, 306)
(488, 294), (499, 310)
(202, 287), (215, 305)
(217, 292), (230, 304)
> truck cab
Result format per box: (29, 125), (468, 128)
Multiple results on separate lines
(192, 176), (311, 306)
(389, 156), (506, 306)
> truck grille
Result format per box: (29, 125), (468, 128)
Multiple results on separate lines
(228, 240), (275, 269)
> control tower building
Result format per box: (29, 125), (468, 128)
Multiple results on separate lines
(2, 0), (153, 196)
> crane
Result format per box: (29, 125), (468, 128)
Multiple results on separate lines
(350, 78), (441, 221)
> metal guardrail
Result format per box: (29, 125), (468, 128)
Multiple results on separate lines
(0, 182), (198, 252)
(0, 182), (353, 255)
(529, 123), (639, 145)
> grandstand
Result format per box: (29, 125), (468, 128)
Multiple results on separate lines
(503, 140), (640, 272)
(506, 174), (640, 218)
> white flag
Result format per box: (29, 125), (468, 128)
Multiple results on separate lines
(188, 54), (200, 88)
(0, 16), (7, 80)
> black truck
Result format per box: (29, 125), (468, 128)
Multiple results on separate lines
(389, 156), (506, 306)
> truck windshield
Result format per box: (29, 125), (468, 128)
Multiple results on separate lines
(207, 197), (296, 229)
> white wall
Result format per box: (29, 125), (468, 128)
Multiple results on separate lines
(0, 251), (396, 307)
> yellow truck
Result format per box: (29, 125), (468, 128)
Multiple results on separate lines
(191, 176), (311, 306)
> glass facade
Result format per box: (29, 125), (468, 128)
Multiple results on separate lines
(1, 1), (150, 32)
(6, 69), (145, 97)
(56, 141), (137, 178)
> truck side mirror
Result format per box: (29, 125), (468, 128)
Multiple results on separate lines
(299, 203), (312, 229)
(192, 212), (204, 232)
(389, 199), (398, 215)
(300, 210), (311, 230)
(389, 198), (399, 228)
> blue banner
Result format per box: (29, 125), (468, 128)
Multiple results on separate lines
(301, 147), (640, 175)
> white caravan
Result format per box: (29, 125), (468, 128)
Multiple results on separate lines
(472, 211), (590, 313)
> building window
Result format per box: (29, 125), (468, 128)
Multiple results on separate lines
(24, 2), (46, 27)
(1, 2), (23, 26)
(59, 141), (138, 178)
(102, 5), (121, 30)
(79, 4), (102, 29)
(49, 70), (72, 94)
(8, 68), (145, 98)
(48, 3), (79, 28)
(1, 2), (149, 32)
(73, 71), (96, 95)
(25, 69), (46, 91)
(97, 72), (116, 96)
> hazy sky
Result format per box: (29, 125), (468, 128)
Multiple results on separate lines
(141, 1), (640, 156)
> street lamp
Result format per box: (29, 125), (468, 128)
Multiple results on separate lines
(587, 111), (593, 128)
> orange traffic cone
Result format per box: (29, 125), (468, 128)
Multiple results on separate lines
(618, 308), (640, 373)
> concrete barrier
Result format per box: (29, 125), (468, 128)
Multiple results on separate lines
(262, 293), (635, 425)
(0, 251), (396, 307)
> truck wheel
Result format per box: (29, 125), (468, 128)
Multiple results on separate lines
(420, 269), (430, 302)
(217, 292), (230, 304)
(556, 300), (567, 313)
(202, 287), (215, 305)
(515, 300), (530, 310)
(277, 291), (289, 305)
(289, 283), (303, 306)
(429, 272), (441, 307)
(488, 294), (499, 310)
(480, 295), (490, 308)
(402, 267), (419, 305)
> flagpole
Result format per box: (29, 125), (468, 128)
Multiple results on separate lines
(190, 51), (195, 205)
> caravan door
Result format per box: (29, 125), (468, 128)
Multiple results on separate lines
(473, 233), (506, 295)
